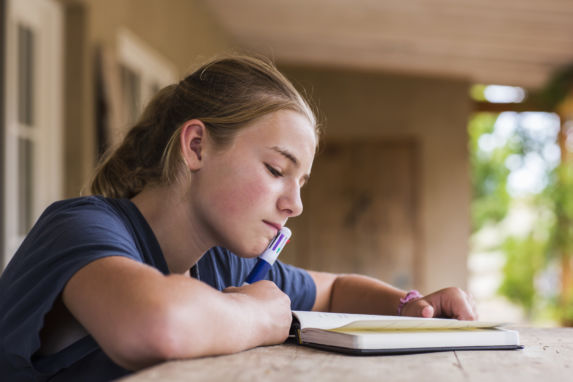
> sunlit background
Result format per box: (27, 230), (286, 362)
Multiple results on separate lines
(469, 84), (572, 325)
(2, 0), (573, 326)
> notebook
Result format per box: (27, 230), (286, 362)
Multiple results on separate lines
(291, 311), (523, 355)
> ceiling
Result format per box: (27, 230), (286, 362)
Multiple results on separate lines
(202, 0), (573, 89)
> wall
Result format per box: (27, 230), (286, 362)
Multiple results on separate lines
(54, 0), (472, 291)
(281, 65), (472, 292)
(83, 0), (230, 75)
(58, 0), (231, 197)
(0, 0), (5, 266)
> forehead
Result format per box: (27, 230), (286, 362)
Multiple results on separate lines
(234, 110), (317, 164)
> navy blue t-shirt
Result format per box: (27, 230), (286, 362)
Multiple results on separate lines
(0, 196), (316, 381)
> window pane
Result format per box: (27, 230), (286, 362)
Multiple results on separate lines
(120, 65), (141, 125)
(18, 137), (34, 235)
(18, 24), (35, 126)
(150, 82), (161, 98)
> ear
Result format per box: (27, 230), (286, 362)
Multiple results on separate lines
(180, 119), (207, 171)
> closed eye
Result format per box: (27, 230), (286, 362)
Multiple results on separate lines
(265, 163), (283, 177)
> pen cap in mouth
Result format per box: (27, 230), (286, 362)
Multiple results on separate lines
(270, 227), (291, 251)
(260, 227), (292, 263)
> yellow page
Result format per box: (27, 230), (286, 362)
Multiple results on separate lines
(292, 311), (505, 331)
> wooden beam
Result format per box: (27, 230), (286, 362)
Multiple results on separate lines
(472, 100), (550, 113)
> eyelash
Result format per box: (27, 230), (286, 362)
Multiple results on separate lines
(265, 163), (283, 177)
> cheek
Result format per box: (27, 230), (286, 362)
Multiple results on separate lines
(214, 170), (272, 218)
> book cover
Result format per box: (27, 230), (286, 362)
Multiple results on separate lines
(291, 311), (523, 355)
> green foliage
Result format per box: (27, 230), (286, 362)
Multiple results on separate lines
(543, 164), (573, 257)
(562, 295), (573, 324)
(469, 84), (487, 102)
(468, 113), (513, 231)
(498, 234), (547, 315)
(537, 63), (573, 110)
(556, 293), (573, 324)
(469, 110), (569, 323)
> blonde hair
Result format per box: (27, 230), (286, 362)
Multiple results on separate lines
(90, 55), (318, 199)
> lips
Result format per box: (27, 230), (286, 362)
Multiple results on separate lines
(263, 220), (282, 232)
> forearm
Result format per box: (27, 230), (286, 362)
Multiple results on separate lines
(153, 276), (266, 360)
(64, 257), (287, 370)
(329, 274), (407, 315)
(77, 275), (267, 369)
(309, 271), (476, 319)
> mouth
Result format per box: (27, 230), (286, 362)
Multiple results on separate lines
(263, 220), (282, 233)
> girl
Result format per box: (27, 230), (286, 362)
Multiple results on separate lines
(0, 55), (476, 381)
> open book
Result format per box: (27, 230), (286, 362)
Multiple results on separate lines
(291, 311), (523, 355)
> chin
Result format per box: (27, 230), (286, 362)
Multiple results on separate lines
(247, 243), (268, 257)
(221, 231), (271, 257)
(226, 242), (266, 258)
(249, 239), (272, 257)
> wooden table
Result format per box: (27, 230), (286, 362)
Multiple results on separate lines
(121, 327), (572, 381)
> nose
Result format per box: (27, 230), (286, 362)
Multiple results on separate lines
(277, 182), (303, 217)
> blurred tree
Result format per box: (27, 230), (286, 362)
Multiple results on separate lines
(544, 154), (573, 324)
(469, 96), (571, 324)
(468, 112), (513, 232)
(498, 233), (547, 318)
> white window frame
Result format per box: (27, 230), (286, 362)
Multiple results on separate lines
(115, 28), (177, 137)
(3, 0), (63, 267)
(118, 28), (177, 103)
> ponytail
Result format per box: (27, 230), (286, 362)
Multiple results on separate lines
(90, 55), (318, 199)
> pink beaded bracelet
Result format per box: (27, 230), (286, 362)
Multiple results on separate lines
(397, 290), (423, 315)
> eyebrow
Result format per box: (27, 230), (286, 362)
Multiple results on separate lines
(269, 146), (310, 184)
(271, 146), (299, 166)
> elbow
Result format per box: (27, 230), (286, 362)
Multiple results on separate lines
(106, 301), (193, 370)
(142, 305), (187, 361)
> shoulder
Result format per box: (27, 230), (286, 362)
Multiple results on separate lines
(34, 196), (131, 235)
(19, 196), (142, 262)
(41, 195), (123, 220)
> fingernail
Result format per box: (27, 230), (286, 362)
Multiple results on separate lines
(422, 306), (434, 318)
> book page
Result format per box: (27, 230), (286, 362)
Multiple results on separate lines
(292, 311), (506, 331)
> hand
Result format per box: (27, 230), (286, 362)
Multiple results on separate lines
(400, 287), (478, 320)
(224, 281), (293, 345)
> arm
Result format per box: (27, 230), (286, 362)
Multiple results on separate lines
(308, 270), (477, 320)
(63, 256), (292, 370)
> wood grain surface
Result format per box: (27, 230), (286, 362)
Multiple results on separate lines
(120, 327), (572, 382)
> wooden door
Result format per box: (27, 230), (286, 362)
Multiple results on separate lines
(284, 139), (420, 290)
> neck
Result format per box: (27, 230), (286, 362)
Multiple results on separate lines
(130, 183), (213, 274)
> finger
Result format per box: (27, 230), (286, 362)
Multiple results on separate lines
(403, 298), (435, 318)
(423, 287), (476, 320)
(467, 292), (479, 320)
(453, 290), (477, 321)
(421, 304), (434, 318)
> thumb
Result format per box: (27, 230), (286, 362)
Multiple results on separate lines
(403, 298), (435, 318)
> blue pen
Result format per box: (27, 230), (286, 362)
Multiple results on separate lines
(243, 227), (292, 285)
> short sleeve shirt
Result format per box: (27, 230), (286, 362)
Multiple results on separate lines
(0, 196), (316, 381)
